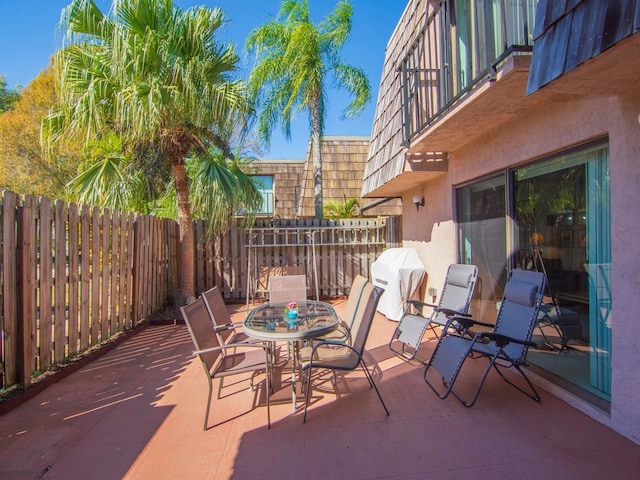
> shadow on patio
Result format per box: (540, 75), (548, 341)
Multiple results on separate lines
(1, 299), (638, 479)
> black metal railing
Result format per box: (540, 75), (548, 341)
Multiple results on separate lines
(400, 0), (538, 144)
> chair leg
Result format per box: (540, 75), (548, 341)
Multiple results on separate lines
(265, 364), (271, 429)
(217, 375), (224, 398)
(455, 357), (495, 408)
(303, 366), (313, 423)
(359, 359), (389, 416)
(204, 376), (213, 431)
(492, 360), (541, 402)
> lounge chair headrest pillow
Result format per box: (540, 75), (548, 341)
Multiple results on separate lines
(447, 267), (472, 288)
(504, 279), (537, 307)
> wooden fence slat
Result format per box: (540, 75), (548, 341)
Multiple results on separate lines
(80, 205), (90, 349)
(131, 215), (141, 322)
(141, 215), (150, 317)
(39, 198), (53, 371)
(119, 212), (130, 330)
(91, 207), (100, 345)
(110, 211), (119, 334)
(54, 200), (67, 362)
(2, 191), (18, 386)
(68, 203), (79, 356)
(17, 195), (37, 387)
(100, 209), (110, 341)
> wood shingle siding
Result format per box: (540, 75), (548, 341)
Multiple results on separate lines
(254, 137), (401, 218)
(527, 0), (640, 94)
(363, 0), (429, 197)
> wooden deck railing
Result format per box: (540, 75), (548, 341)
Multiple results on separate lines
(0, 189), (400, 391)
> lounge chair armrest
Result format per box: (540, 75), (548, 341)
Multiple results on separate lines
(451, 316), (493, 330)
(479, 332), (536, 348)
(407, 299), (437, 310)
(435, 307), (471, 318)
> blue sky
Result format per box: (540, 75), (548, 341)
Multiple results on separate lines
(0, 0), (406, 159)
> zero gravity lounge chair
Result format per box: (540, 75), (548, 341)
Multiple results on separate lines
(389, 264), (478, 363)
(423, 268), (545, 407)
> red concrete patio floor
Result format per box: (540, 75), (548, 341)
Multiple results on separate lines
(1, 298), (639, 479)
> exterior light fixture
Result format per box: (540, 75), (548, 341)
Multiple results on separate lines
(412, 194), (425, 211)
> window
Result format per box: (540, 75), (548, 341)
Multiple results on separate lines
(252, 175), (274, 215)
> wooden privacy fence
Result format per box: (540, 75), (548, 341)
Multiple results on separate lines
(193, 217), (401, 301)
(0, 190), (177, 391)
(1, 188), (400, 391)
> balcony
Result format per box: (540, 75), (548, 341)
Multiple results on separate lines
(1, 299), (639, 478)
(363, 0), (543, 197)
(400, 0), (538, 152)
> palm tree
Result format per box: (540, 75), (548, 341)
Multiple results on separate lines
(246, 0), (371, 219)
(43, 0), (253, 304)
(323, 196), (360, 219)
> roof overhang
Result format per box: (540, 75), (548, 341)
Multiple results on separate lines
(363, 151), (448, 198)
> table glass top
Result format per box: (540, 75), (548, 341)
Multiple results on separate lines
(244, 301), (339, 340)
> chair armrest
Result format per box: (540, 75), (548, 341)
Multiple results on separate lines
(407, 299), (437, 310)
(451, 316), (493, 330)
(335, 320), (351, 336)
(479, 332), (537, 348)
(301, 340), (358, 370)
(435, 307), (471, 318)
(213, 323), (235, 333)
(194, 342), (271, 356)
(309, 339), (355, 354)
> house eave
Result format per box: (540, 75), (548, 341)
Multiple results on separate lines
(363, 152), (448, 198)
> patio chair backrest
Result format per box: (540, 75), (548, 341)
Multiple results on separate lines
(349, 282), (384, 357)
(432, 263), (478, 325)
(341, 275), (369, 329)
(269, 274), (307, 303)
(181, 297), (223, 372)
(495, 268), (546, 359)
(202, 286), (235, 344)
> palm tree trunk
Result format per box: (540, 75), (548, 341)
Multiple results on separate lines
(172, 162), (195, 306)
(311, 100), (323, 219)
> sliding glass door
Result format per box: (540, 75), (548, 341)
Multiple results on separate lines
(456, 141), (612, 403)
(456, 175), (507, 322)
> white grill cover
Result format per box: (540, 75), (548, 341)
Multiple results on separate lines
(371, 248), (426, 321)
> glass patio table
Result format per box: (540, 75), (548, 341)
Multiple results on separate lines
(243, 300), (339, 409)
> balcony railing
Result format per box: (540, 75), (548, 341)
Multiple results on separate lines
(400, 0), (537, 144)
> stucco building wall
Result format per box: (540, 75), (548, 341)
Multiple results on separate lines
(399, 89), (640, 443)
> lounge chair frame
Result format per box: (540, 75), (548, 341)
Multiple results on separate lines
(390, 264), (478, 363)
(424, 268), (545, 407)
